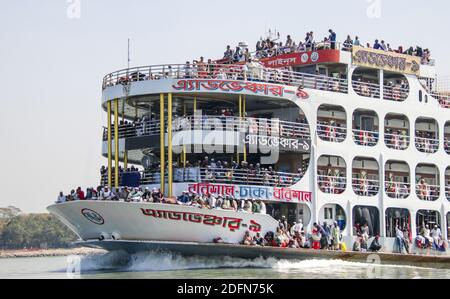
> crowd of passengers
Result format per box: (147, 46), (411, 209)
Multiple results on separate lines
(385, 129), (409, 150)
(415, 131), (439, 153)
(238, 218), (345, 251)
(104, 110), (310, 141)
(221, 29), (431, 64)
(353, 127), (379, 146)
(317, 120), (346, 142)
(416, 178), (440, 201)
(140, 157), (306, 187)
(55, 188), (448, 253)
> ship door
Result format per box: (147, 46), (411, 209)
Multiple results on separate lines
(267, 203), (298, 224)
(361, 115), (375, 132)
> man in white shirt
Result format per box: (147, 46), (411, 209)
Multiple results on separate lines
(431, 225), (442, 244)
(56, 192), (66, 204)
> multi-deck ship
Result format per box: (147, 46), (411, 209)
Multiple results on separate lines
(48, 35), (450, 259)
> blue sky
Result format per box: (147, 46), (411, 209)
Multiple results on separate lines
(0, 0), (449, 212)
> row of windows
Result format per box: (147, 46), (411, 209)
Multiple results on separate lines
(317, 105), (449, 154)
(317, 155), (449, 201)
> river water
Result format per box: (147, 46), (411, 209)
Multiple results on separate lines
(0, 251), (449, 279)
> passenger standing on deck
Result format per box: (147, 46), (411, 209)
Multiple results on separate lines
(332, 221), (341, 250)
(328, 29), (337, 50)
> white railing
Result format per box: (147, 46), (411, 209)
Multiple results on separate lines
(415, 136), (439, 153)
(431, 92), (450, 109)
(385, 133), (410, 150)
(352, 177), (380, 197)
(352, 81), (380, 99)
(383, 85), (409, 101)
(385, 182), (411, 199)
(103, 116), (311, 141)
(249, 42), (343, 60)
(102, 63), (349, 94)
(123, 167), (304, 188)
(317, 175), (347, 194)
(416, 183), (440, 201)
(317, 123), (347, 143)
(353, 129), (379, 147)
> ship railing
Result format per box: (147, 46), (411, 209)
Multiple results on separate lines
(102, 116), (311, 141)
(102, 63), (349, 94)
(221, 42), (343, 62)
(351, 177), (380, 197)
(385, 182), (411, 199)
(415, 184), (440, 201)
(317, 175), (347, 194)
(415, 136), (439, 153)
(352, 129), (379, 147)
(430, 92), (450, 109)
(316, 124), (347, 143)
(352, 81), (380, 99)
(384, 133), (410, 150)
(138, 167), (303, 188)
(383, 84), (409, 101)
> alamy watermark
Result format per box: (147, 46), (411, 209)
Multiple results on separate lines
(66, 255), (81, 279)
(168, 110), (308, 165)
(66, 0), (81, 19)
(366, 0), (382, 19)
(366, 254), (381, 278)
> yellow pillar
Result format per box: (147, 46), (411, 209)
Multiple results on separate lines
(237, 95), (242, 164)
(114, 100), (119, 188)
(160, 93), (165, 194)
(243, 95), (247, 162)
(107, 102), (112, 188)
(168, 93), (173, 197)
(124, 151), (128, 170)
(194, 96), (197, 112)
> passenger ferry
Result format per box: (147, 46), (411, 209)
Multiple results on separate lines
(48, 33), (450, 258)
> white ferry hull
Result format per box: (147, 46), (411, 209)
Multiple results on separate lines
(47, 201), (279, 244)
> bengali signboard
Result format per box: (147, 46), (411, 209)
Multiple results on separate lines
(187, 183), (312, 204)
(261, 50), (341, 68)
(352, 46), (420, 75)
(172, 79), (308, 99)
(244, 134), (311, 153)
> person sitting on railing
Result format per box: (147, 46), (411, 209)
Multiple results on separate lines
(193, 56), (208, 78)
(99, 186), (115, 201)
(127, 187), (143, 202)
(223, 45), (234, 60)
(56, 192), (66, 204)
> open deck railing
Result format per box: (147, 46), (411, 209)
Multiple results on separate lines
(317, 123), (347, 143)
(102, 63), (349, 94)
(352, 129), (379, 147)
(385, 182), (411, 199)
(317, 175), (347, 194)
(352, 177), (380, 197)
(415, 136), (439, 153)
(385, 133), (410, 150)
(114, 167), (304, 188)
(102, 116), (311, 141)
(416, 184), (440, 201)
(383, 85), (409, 101)
(353, 81), (380, 99)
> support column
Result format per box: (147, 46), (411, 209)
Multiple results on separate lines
(160, 93), (165, 195)
(168, 93), (173, 197)
(114, 100), (119, 189)
(124, 151), (128, 170)
(243, 95), (247, 162)
(237, 95), (242, 164)
(107, 101), (112, 188)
